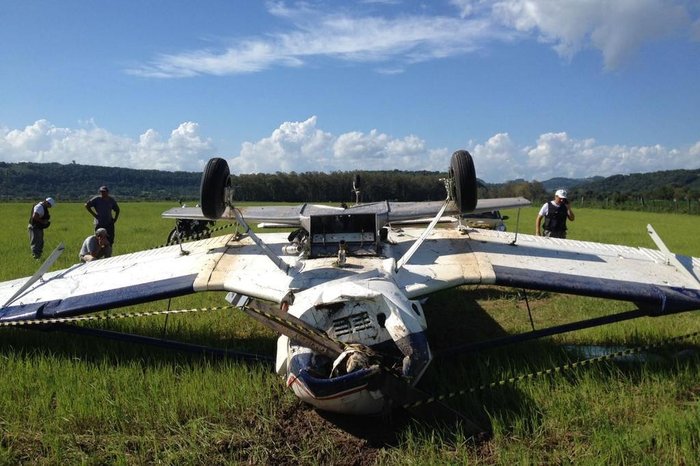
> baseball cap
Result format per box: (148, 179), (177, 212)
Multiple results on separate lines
(95, 228), (108, 237)
(555, 189), (568, 199)
(45, 197), (56, 207)
(99, 186), (109, 192)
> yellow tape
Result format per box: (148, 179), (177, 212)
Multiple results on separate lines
(403, 330), (700, 409)
(0, 305), (235, 327)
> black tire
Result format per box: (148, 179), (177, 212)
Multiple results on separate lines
(200, 158), (231, 219)
(450, 150), (478, 213)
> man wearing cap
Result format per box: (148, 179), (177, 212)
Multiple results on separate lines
(85, 186), (120, 245)
(536, 189), (575, 238)
(79, 228), (112, 262)
(28, 197), (56, 259)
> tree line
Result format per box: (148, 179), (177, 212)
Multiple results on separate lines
(1, 161), (698, 212)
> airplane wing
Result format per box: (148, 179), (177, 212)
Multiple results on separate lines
(163, 204), (351, 226)
(4, 221), (698, 327)
(0, 234), (295, 323)
(162, 197), (531, 227)
(393, 227), (700, 314)
(385, 197), (530, 222)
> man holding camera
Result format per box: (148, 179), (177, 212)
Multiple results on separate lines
(536, 189), (575, 238)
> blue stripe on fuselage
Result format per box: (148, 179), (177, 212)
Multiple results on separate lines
(288, 352), (382, 398)
(287, 328), (431, 398)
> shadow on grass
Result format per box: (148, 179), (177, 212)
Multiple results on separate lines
(1, 284), (698, 454)
(0, 322), (277, 371)
(412, 286), (700, 444)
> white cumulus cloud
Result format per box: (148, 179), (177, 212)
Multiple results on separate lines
(2, 117), (699, 182)
(232, 118), (700, 181)
(491, 0), (691, 69)
(468, 131), (700, 182)
(230, 116), (449, 174)
(0, 120), (214, 171)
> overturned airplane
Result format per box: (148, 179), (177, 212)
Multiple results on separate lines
(1, 150), (698, 422)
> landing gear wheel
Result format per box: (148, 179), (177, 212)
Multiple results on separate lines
(449, 150), (477, 214)
(200, 157), (231, 219)
(167, 228), (180, 244)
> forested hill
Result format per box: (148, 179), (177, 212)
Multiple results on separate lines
(0, 162), (201, 202)
(1, 161), (698, 203)
(570, 169), (700, 200)
(0, 161), (450, 203)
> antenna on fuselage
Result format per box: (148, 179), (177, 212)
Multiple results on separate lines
(352, 174), (362, 206)
(509, 207), (522, 246)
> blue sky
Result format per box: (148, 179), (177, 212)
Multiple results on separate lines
(1, 1), (699, 183)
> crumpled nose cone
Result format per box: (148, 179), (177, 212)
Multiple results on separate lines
(279, 277), (432, 414)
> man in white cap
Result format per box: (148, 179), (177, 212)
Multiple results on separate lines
(536, 189), (575, 238)
(79, 228), (112, 262)
(28, 197), (56, 259)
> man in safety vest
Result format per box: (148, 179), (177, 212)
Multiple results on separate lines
(536, 189), (575, 238)
(28, 197), (56, 259)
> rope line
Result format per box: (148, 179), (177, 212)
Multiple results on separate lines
(0, 305), (235, 327)
(150, 222), (235, 250)
(4, 286), (697, 413)
(403, 330), (700, 408)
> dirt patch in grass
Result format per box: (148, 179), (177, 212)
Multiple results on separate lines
(267, 402), (393, 465)
(223, 398), (447, 465)
(259, 401), (492, 465)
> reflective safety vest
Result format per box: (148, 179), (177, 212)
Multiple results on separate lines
(29, 202), (50, 228)
(543, 201), (568, 232)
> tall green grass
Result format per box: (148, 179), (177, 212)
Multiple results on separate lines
(1, 202), (699, 464)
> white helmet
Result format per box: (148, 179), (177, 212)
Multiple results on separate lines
(555, 189), (567, 199)
(45, 197), (56, 207)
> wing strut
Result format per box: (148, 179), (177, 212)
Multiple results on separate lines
(646, 224), (699, 286)
(232, 208), (291, 275)
(2, 242), (65, 308)
(394, 201), (449, 272)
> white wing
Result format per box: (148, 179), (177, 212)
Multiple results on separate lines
(0, 234), (294, 323)
(6, 224), (696, 325)
(393, 227), (700, 314)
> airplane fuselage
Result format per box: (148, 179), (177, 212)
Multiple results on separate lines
(276, 264), (431, 414)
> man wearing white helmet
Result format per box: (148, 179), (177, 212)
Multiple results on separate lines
(28, 197), (56, 259)
(536, 189), (575, 238)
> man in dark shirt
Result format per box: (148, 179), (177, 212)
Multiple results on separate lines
(85, 186), (120, 245)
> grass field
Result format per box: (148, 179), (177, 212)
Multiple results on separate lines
(1, 201), (699, 464)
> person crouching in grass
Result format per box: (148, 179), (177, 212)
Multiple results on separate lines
(79, 228), (112, 262)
